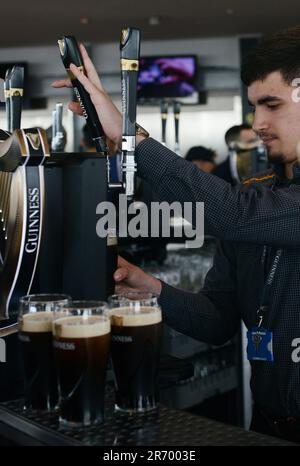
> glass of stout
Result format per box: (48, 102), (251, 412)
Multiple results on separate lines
(18, 294), (71, 411)
(52, 301), (110, 428)
(108, 293), (162, 413)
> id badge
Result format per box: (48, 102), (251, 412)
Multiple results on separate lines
(247, 327), (274, 362)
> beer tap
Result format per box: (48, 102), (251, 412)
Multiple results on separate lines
(120, 27), (140, 199)
(173, 100), (181, 155)
(57, 36), (123, 190)
(9, 66), (24, 131)
(51, 102), (65, 152)
(160, 100), (168, 146)
(57, 36), (109, 154)
(4, 68), (13, 133)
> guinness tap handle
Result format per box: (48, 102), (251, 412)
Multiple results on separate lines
(57, 36), (108, 153)
(4, 68), (12, 133)
(120, 27), (140, 136)
(9, 66), (24, 131)
(120, 27), (140, 197)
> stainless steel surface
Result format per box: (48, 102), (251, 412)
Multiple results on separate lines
(0, 322), (18, 337)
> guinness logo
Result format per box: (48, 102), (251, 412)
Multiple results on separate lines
(26, 133), (41, 151)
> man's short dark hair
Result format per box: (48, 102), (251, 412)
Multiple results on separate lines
(241, 25), (300, 86)
(225, 124), (252, 147)
(185, 146), (216, 163)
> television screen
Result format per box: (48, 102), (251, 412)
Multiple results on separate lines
(138, 55), (198, 102)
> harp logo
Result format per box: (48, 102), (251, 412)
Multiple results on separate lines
(0, 338), (6, 363)
(26, 133), (41, 151)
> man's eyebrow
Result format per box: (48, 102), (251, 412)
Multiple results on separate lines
(248, 96), (283, 106)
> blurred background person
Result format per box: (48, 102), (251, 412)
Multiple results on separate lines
(212, 124), (258, 184)
(185, 146), (217, 173)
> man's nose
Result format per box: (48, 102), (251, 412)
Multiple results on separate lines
(252, 108), (269, 133)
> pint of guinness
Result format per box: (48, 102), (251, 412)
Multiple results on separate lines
(109, 294), (162, 413)
(53, 302), (110, 427)
(18, 294), (70, 411)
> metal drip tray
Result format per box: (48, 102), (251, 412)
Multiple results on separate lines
(0, 387), (294, 446)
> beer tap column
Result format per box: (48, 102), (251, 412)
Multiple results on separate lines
(4, 68), (12, 133)
(120, 27), (140, 199)
(51, 102), (64, 152)
(160, 100), (168, 146)
(173, 100), (181, 156)
(9, 66), (24, 131)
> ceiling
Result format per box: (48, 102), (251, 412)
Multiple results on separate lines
(1, 0), (300, 47)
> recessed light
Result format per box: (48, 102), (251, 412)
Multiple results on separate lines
(80, 17), (89, 25)
(226, 8), (235, 15)
(149, 16), (160, 26)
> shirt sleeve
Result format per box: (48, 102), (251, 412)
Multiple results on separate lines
(136, 138), (300, 246)
(158, 241), (240, 345)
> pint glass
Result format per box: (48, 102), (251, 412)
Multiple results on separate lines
(108, 293), (162, 413)
(18, 294), (70, 411)
(53, 301), (110, 427)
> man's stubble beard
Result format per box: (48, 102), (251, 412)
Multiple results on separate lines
(267, 151), (285, 164)
(266, 146), (298, 168)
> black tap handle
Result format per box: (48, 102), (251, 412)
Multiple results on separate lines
(4, 68), (12, 132)
(9, 66), (24, 131)
(120, 28), (140, 137)
(160, 100), (168, 144)
(57, 36), (108, 153)
(173, 100), (181, 144)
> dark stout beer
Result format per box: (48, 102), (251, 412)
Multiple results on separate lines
(107, 232), (118, 297)
(110, 306), (162, 412)
(53, 315), (110, 427)
(19, 311), (58, 410)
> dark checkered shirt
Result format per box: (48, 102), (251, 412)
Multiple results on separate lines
(136, 138), (300, 418)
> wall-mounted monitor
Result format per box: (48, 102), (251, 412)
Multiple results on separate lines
(138, 55), (199, 104)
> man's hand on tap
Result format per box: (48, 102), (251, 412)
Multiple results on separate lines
(51, 44), (147, 148)
(114, 256), (162, 297)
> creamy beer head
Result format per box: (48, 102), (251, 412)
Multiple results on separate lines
(110, 306), (162, 327)
(19, 311), (53, 333)
(53, 315), (110, 339)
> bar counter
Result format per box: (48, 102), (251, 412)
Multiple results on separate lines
(0, 386), (295, 446)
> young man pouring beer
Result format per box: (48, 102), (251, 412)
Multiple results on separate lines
(53, 26), (300, 442)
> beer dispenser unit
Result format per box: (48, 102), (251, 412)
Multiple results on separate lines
(0, 28), (141, 331)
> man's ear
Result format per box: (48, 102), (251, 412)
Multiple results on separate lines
(291, 78), (300, 103)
